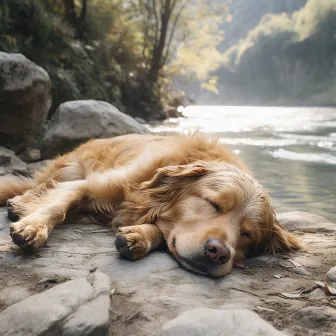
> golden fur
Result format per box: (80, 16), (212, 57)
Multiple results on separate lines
(0, 134), (301, 277)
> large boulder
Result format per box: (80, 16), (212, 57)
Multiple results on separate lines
(0, 270), (111, 336)
(159, 308), (284, 336)
(41, 100), (149, 158)
(0, 52), (51, 149)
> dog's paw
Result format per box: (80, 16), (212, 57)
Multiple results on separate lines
(10, 220), (48, 248)
(7, 199), (23, 222)
(114, 226), (149, 261)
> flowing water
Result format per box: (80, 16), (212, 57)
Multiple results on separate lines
(149, 106), (336, 221)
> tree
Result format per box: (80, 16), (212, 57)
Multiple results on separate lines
(142, 0), (228, 88)
(146, 0), (190, 84)
(62, 0), (87, 36)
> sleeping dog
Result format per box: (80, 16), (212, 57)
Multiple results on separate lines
(0, 134), (301, 277)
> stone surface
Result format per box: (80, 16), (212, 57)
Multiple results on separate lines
(0, 147), (50, 176)
(0, 147), (29, 176)
(41, 100), (149, 158)
(0, 271), (111, 336)
(62, 295), (110, 336)
(0, 286), (31, 306)
(0, 209), (335, 335)
(0, 52), (51, 149)
(327, 266), (336, 282)
(28, 159), (53, 174)
(18, 148), (41, 163)
(159, 308), (284, 336)
(0, 278), (93, 336)
(134, 117), (147, 124)
(294, 306), (336, 329)
(278, 211), (336, 232)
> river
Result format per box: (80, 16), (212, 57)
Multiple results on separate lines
(149, 106), (336, 221)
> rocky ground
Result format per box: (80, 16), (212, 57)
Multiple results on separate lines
(0, 206), (335, 335)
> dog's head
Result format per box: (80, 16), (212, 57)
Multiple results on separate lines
(135, 161), (301, 277)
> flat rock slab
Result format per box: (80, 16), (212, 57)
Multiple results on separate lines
(278, 211), (336, 232)
(0, 270), (110, 336)
(159, 308), (284, 336)
(0, 209), (336, 336)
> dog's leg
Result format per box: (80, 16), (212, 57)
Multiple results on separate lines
(7, 161), (87, 221)
(114, 224), (164, 261)
(10, 180), (87, 248)
(7, 182), (51, 222)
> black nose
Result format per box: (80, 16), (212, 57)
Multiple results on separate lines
(205, 239), (231, 265)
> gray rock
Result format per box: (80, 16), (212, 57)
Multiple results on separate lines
(0, 147), (29, 176)
(62, 295), (110, 336)
(277, 211), (336, 232)
(0, 52), (51, 149)
(87, 270), (111, 296)
(28, 159), (53, 174)
(0, 271), (111, 336)
(294, 306), (336, 329)
(0, 278), (92, 336)
(135, 117), (147, 124)
(18, 148), (41, 163)
(327, 266), (336, 282)
(41, 100), (149, 158)
(159, 308), (284, 336)
(0, 286), (31, 306)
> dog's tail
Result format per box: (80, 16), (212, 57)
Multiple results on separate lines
(0, 175), (35, 206)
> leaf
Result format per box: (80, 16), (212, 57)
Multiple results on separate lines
(280, 292), (302, 299)
(256, 306), (275, 312)
(314, 281), (326, 289)
(325, 284), (336, 296)
(38, 276), (70, 284)
(313, 281), (336, 296)
(287, 259), (303, 268)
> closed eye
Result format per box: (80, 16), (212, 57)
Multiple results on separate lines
(240, 232), (251, 239)
(207, 200), (222, 214)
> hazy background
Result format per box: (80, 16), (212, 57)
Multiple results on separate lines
(181, 0), (336, 107)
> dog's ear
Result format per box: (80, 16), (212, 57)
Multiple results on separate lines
(133, 162), (213, 224)
(267, 212), (302, 254)
(140, 161), (212, 190)
(114, 162), (215, 227)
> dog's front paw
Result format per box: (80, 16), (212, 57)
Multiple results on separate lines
(10, 220), (48, 248)
(114, 226), (149, 261)
(7, 198), (24, 222)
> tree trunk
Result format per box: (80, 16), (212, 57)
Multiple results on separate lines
(63, 0), (77, 25)
(148, 0), (171, 84)
(79, 0), (87, 24)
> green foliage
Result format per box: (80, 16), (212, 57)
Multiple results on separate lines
(0, 0), (227, 119)
(0, 0), (124, 114)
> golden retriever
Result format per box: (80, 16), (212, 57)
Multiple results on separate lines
(0, 134), (301, 277)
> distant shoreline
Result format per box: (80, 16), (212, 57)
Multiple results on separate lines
(185, 103), (336, 109)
